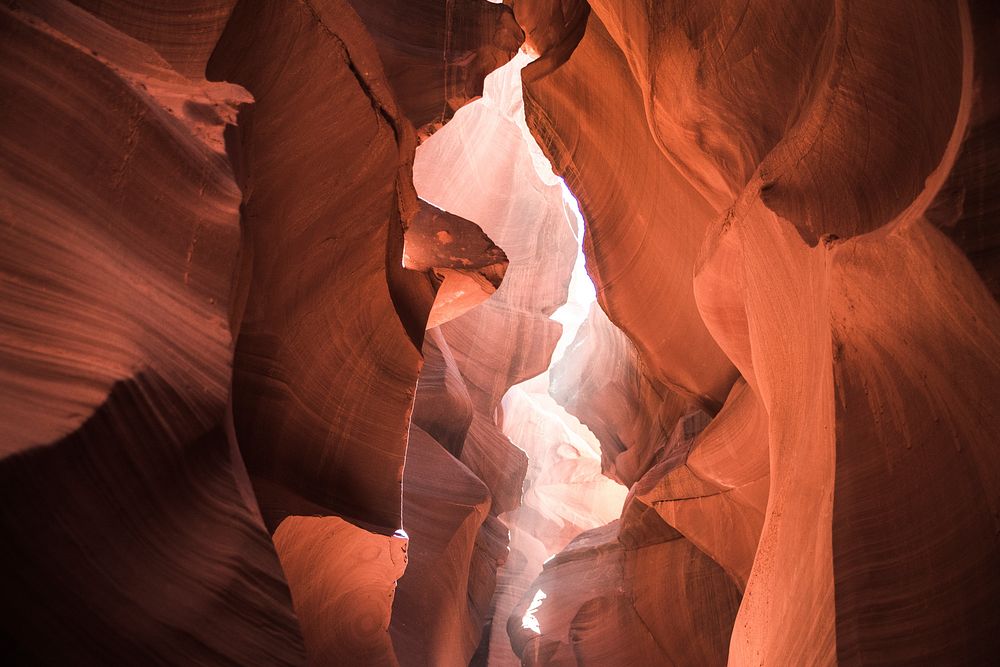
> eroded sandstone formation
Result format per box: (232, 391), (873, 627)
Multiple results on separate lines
(3, 0), (999, 665)
(392, 53), (590, 666)
(1, 0), (517, 664)
(514, 0), (1000, 664)
(0, 1), (304, 663)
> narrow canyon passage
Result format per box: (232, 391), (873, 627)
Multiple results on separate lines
(399, 52), (629, 666)
(2, 2), (1000, 666)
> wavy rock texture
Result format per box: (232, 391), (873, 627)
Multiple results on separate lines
(423, 55), (578, 415)
(520, 4), (739, 412)
(487, 374), (626, 666)
(68, 0), (236, 77)
(392, 53), (608, 666)
(396, 333), (525, 667)
(205, 1), (521, 663)
(5, 0), (1000, 665)
(274, 516), (408, 667)
(348, 0), (523, 139)
(518, 0), (1000, 665)
(508, 519), (741, 666)
(0, 1), (304, 663)
(633, 378), (768, 590)
(551, 303), (690, 488)
(207, 0), (429, 535)
(391, 426), (492, 666)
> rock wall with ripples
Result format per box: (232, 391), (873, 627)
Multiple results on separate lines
(3, 1), (999, 665)
(514, 0), (1000, 664)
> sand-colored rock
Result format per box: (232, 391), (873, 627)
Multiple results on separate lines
(395, 52), (584, 665)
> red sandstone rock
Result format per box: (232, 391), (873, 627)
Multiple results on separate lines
(68, 0), (236, 77)
(551, 303), (690, 487)
(274, 515), (407, 666)
(396, 53), (586, 666)
(0, 2), (303, 663)
(207, 0), (430, 535)
(348, 0), (523, 139)
(405, 200), (509, 329)
(4, 1), (1000, 664)
(410, 328), (475, 458)
(486, 374), (627, 666)
(519, 1), (1000, 664)
(633, 378), (769, 589)
(391, 426), (492, 666)
(508, 519), (741, 666)
(520, 8), (739, 412)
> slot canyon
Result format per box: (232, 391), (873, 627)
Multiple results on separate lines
(2, 0), (999, 665)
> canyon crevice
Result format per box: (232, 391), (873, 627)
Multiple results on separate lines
(2, 1), (999, 666)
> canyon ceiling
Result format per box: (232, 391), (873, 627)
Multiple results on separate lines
(1, 1), (999, 666)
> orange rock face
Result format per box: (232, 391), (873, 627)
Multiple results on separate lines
(516, 0), (1000, 664)
(3, 1), (1000, 665)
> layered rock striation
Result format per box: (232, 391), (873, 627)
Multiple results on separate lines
(514, 0), (1000, 664)
(3, 1), (999, 666)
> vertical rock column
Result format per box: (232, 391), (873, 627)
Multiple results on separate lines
(208, 2), (434, 663)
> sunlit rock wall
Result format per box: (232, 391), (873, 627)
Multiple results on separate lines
(514, 0), (1000, 664)
(4, 1), (999, 665)
(394, 53), (612, 666)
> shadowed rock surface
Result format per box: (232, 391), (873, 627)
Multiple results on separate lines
(3, 1), (1000, 665)
(0, 2), (304, 663)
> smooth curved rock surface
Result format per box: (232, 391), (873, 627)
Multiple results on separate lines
(391, 426), (492, 667)
(520, 9), (739, 411)
(402, 52), (585, 665)
(348, 0), (523, 140)
(68, 0), (236, 77)
(634, 378), (769, 589)
(274, 515), (407, 666)
(509, 519), (741, 666)
(421, 53), (578, 415)
(520, 1), (1000, 664)
(485, 374), (626, 666)
(5, 1), (1000, 665)
(405, 200), (509, 330)
(208, 0), (430, 534)
(0, 2), (304, 663)
(551, 303), (689, 487)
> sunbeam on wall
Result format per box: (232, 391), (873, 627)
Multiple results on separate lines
(407, 49), (626, 666)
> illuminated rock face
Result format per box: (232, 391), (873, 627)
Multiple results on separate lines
(3, 1), (1000, 666)
(393, 54), (596, 667)
(515, 0), (1000, 665)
